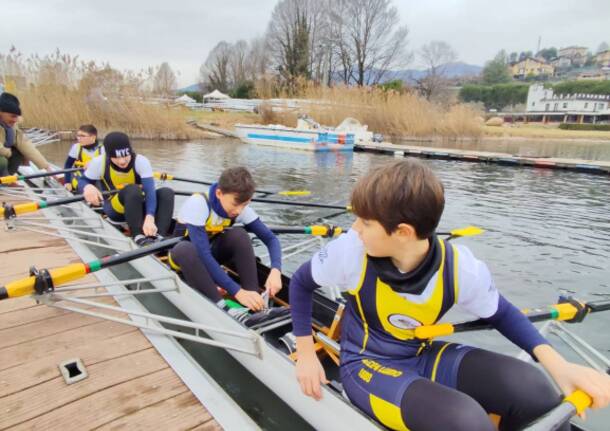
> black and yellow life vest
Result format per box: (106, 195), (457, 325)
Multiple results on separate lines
(100, 154), (141, 214)
(342, 238), (459, 358)
(71, 143), (103, 188)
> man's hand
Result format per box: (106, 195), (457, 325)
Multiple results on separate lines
(83, 184), (103, 206)
(234, 289), (265, 311)
(142, 214), (158, 236)
(265, 268), (283, 297)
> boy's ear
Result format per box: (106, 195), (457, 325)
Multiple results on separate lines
(395, 223), (417, 239)
(215, 188), (223, 199)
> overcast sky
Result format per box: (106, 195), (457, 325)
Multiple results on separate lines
(1, 0), (607, 87)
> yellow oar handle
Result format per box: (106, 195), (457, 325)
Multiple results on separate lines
(2, 263), (88, 299)
(310, 225), (343, 237)
(414, 323), (455, 339)
(278, 190), (311, 196)
(0, 175), (19, 185)
(564, 390), (592, 414)
(153, 172), (174, 181)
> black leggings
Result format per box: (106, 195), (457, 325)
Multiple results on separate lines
(400, 349), (566, 431)
(114, 184), (174, 237)
(169, 227), (259, 302)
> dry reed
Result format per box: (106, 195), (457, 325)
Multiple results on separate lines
(259, 83), (483, 139)
(1, 48), (204, 139)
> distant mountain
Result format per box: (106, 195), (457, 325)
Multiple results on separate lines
(383, 62), (483, 83)
(177, 62), (483, 93)
(177, 83), (201, 93)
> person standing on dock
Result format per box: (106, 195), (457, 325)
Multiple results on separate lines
(63, 124), (103, 192)
(169, 166), (285, 327)
(78, 131), (174, 246)
(290, 159), (610, 431)
(0, 92), (50, 176)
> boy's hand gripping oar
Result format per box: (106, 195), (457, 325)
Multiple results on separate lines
(523, 390), (592, 431)
(0, 167), (82, 185)
(0, 237), (182, 300)
(414, 297), (610, 339)
(0, 190), (116, 219)
(153, 172), (310, 196)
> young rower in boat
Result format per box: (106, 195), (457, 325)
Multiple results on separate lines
(290, 159), (610, 431)
(169, 166), (286, 327)
(63, 124), (103, 192)
(78, 131), (174, 246)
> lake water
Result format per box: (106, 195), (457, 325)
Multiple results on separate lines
(41, 138), (610, 430)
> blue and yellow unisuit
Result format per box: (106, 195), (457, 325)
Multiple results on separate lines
(100, 155), (141, 215)
(340, 239), (475, 431)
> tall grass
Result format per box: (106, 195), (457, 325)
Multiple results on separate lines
(1, 48), (203, 139)
(259, 83), (483, 139)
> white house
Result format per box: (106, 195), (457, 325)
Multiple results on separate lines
(526, 84), (610, 114)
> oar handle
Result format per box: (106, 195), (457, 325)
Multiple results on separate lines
(0, 263), (89, 300)
(523, 390), (591, 431)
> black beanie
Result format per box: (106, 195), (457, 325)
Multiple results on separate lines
(104, 131), (133, 158)
(0, 93), (22, 116)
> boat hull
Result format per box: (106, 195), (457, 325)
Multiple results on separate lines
(235, 124), (355, 152)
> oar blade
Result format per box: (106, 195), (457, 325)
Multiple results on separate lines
(277, 190), (311, 196)
(449, 225), (484, 237)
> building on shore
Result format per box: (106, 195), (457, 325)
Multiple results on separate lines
(557, 46), (589, 67)
(523, 83), (610, 123)
(510, 58), (555, 79)
(595, 50), (610, 67)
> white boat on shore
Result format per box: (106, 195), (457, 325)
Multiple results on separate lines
(235, 117), (380, 152)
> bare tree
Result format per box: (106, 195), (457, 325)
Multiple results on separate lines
(415, 40), (457, 100)
(245, 36), (270, 80)
(265, 0), (313, 91)
(200, 41), (233, 93)
(153, 62), (177, 97)
(230, 40), (249, 86)
(329, 0), (410, 86)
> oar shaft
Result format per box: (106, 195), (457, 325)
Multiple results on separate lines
(251, 197), (350, 211)
(0, 190), (116, 219)
(154, 172), (277, 195)
(0, 167), (81, 184)
(270, 225), (343, 237)
(414, 299), (610, 339)
(0, 237), (183, 300)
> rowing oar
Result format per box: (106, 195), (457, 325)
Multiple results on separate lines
(413, 297), (610, 339)
(0, 167), (82, 185)
(269, 225), (483, 239)
(0, 190), (116, 219)
(524, 390), (591, 431)
(153, 172), (310, 196)
(0, 236), (182, 300)
(269, 225), (343, 237)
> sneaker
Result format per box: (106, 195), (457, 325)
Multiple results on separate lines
(134, 234), (157, 247)
(239, 307), (291, 329)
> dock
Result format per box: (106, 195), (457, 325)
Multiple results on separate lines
(0, 189), (254, 430)
(355, 142), (610, 175)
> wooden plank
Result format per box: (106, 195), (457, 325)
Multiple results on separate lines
(0, 348), (169, 429)
(0, 297), (127, 350)
(95, 389), (213, 431)
(0, 293), (116, 330)
(0, 329), (148, 398)
(189, 420), (224, 431)
(0, 320), (136, 371)
(10, 369), (210, 431)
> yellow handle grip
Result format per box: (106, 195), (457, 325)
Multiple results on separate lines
(414, 323), (455, 339)
(564, 390), (592, 414)
(0, 175), (18, 184)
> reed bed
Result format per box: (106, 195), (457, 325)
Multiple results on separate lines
(1, 49), (204, 139)
(260, 84), (483, 139)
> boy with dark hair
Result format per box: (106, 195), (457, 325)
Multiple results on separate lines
(169, 166), (285, 327)
(79, 131), (174, 246)
(290, 159), (610, 431)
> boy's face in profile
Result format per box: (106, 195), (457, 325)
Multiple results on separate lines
(216, 188), (250, 219)
(352, 216), (395, 257)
